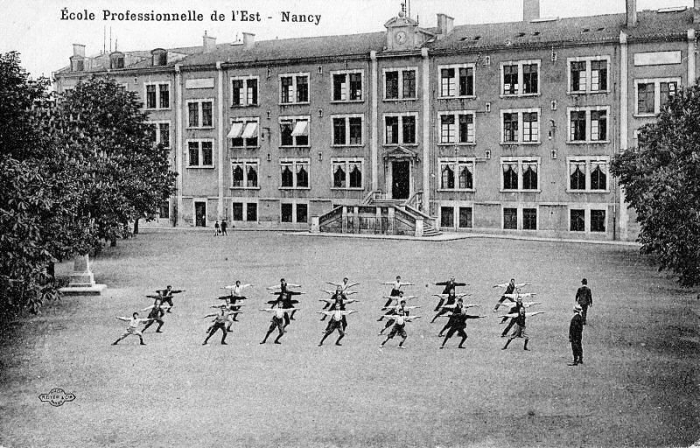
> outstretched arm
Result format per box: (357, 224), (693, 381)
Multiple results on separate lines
(142, 305), (154, 311)
(116, 317), (130, 322)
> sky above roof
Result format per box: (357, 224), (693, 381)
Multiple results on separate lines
(0, 0), (693, 78)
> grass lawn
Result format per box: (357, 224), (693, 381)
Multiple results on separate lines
(0, 229), (698, 448)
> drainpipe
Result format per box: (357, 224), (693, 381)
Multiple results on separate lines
(421, 47), (430, 212)
(370, 51), (379, 192)
(618, 32), (629, 241)
(217, 61), (225, 219)
(175, 64), (183, 227)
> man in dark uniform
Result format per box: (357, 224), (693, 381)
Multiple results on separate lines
(141, 299), (167, 333)
(575, 278), (593, 325)
(434, 276), (467, 311)
(270, 291), (304, 325)
(500, 297), (524, 337)
(569, 305), (584, 365)
(430, 287), (460, 323)
(318, 309), (356, 346)
(260, 308), (295, 345)
(502, 309), (543, 351)
(437, 297), (464, 337)
(439, 307), (484, 349)
(493, 279), (526, 311)
(156, 285), (185, 313)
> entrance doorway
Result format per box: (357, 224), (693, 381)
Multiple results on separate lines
(391, 161), (410, 199)
(194, 202), (206, 227)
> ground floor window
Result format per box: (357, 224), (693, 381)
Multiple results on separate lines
(247, 203), (258, 222)
(591, 209), (606, 232)
(232, 202), (257, 222)
(459, 207), (473, 228)
(281, 203), (293, 222)
(280, 203), (308, 224)
(503, 208), (517, 230)
(523, 208), (537, 230)
(570, 209), (585, 231)
(159, 201), (170, 219)
(296, 204), (308, 223)
(440, 207), (454, 228)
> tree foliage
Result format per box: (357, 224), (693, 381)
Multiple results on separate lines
(611, 82), (700, 286)
(0, 53), (176, 317)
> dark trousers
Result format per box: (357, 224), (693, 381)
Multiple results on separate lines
(571, 339), (583, 362)
(142, 318), (163, 332)
(204, 323), (227, 344)
(581, 305), (589, 324)
(501, 318), (516, 337)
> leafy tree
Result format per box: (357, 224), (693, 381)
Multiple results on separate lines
(54, 77), (177, 245)
(0, 52), (95, 316)
(611, 82), (700, 286)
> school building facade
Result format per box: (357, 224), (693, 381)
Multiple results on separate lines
(53, 0), (700, 241)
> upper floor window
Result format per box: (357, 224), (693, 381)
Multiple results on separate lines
(332, 71), (363, 102)
(439, 158), (475, 191)
(384, 114), (417, 145)
(148, 121), (170, 149)
(187, 140), (214, 168)
(568, 57), (610, 93)
(568, 157), (609, 192)
(110, 52), (125, 69)
(231, 159), (259, 188)
(152, 49), (167, 66)
(439, 111), (475, 145)
(228, 117), (259, 149)
(280, 159), (310, 189)
(332, 115), (363, 146)
(187, 99), (213, 128)
(501, 158), (540, 191)
(231, 77), (258, 107)
(145, 83), (170, 109)
(438, 64), (475, 98)
(384, 68), (417, 100)
(568, 107), (609, 143)
(280, 116), (310, 147)
(280, 74), (309, 104)
(501, 109), (540, 144)
(635, 78), (680, 116)
(501, 60), (540, 97)
(332, 159), (364, 189)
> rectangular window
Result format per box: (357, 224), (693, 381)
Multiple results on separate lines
(232, 203), (244, 221)
(568, 57), (610, 93)
(635, 78), (680, 115)
(231, 77), (258, 106)
(438, 64), (476, 98)
(187, 100), (214, 128)
(145, 83), (170, 109)
(246, 203), (257, 222)
(503, 113), (518, 143)
(332, 116), (363, 146)
(228, 118), (259, 149)
(568, 158), (609, 192)
(159, 201), (170, 219)
(332, 159), (364, 189)
(523, 208), (537, 230)
(502, 61), (540, 97)
(187, 141), (214, 168)
(439, 159), (474, 191)
(280, 117), (310, 147)
(332, 71), (363, 102)
(296, 204), (308, 223)
(384, 114), (417, 145)
(501, 110), (540, 144)
(501, 159), (540, 191)
(280, 160), (310, 189)
(231, 160), (259, 188)
(503, 208), (518, 230)
(384, 68), (417, 100)
(440, 112), (475, 144)
(281, 203), (293, 222)
(440, 207), (454, 228)
(149, 122), (170, 148)
(637, 82), (655, 114)
(522, 112), (538, 142)
(570, 209), (585, 231)
(660, 81), (677, 108)
(458, 207), (473, 228)
(591, 209), (606, 232)
(440, 68), (455, 97)
(280, 74), (309, 104)
(568, 107), (610, 143)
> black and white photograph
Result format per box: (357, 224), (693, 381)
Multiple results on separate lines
(0, 0), (699, 446)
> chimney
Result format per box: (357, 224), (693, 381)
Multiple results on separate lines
(203, 31), (217, 53)
(72, 44), (85, 57)
(436, 13), (454, 38)
(242, 32), (255, 49)
(523, 0), (540, 22)
(695, 0), (700, 24)
(626, 0), (637, 27)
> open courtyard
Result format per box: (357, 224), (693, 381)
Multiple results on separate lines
(0, 230), (698, 448)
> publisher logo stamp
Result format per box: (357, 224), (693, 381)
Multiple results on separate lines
(38, 388), (76, 407)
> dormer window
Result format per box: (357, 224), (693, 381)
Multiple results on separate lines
(110, 52), (125, 69)
(151, 49), (167, 66)
(70, 56), (84, 72)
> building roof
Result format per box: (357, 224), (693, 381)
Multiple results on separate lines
(54, 8), (697, 76)
(430, 8), (694, 54)
(180, 32), (387, 68)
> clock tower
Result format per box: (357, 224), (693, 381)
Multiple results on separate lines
(384, 10), (435, 52)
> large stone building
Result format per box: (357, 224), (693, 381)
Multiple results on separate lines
(53, 0), (700, 240)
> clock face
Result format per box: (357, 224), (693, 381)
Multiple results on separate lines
(395, 31), (407, 44)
